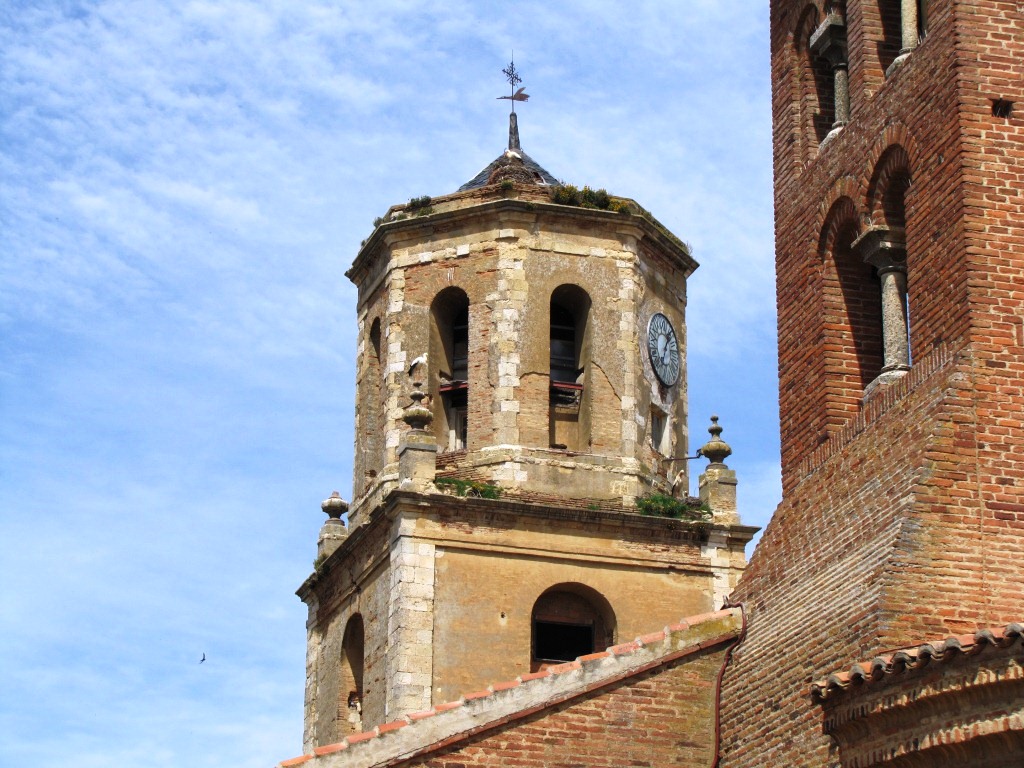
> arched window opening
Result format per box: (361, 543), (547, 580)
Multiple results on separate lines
(430, 288), (470, 453)
(338, 615), (364, 737)
(795, 5), (834, 151)
(530, 584), (615, 672)
(877, 0), (902, 74)
(879, 0), (924, 75)
(360, 319), (384, 493)
(857, 146), (912, 377)
(822, 203), (884, 420)
(549, 285), (591, 451)
(809, 5), (849, 140)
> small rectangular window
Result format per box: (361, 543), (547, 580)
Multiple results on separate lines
(650, 408), (669, 455)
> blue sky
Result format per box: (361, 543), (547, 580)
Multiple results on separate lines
(0, 2), (777, 766)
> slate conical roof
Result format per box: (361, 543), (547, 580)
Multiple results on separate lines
(458, 112), (559, 191)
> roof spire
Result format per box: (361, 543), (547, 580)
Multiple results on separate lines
(508, 112), (521, 151)
(497, 55), (528, 151)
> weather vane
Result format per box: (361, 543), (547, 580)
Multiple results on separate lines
(498, 54), (529, 112)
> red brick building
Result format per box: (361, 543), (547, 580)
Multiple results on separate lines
(276, 2), (1024, 765)
(720, 0), (1024, 764)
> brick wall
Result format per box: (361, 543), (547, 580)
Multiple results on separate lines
(720, 0), (1024, 765)
(405, 650), (724, 768)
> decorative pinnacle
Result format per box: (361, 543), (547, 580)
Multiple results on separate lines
(700, 415), (733, 465)
(403, 379), (433, 431)
(321, 490), (349, 520)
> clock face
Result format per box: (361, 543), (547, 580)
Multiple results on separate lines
(647, 312), (680, 386)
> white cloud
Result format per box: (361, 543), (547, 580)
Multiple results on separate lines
(0, 2), (779, 765)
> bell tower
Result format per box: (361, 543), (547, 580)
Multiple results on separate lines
(297, 70), (755, 754)
(345, 117), (697, 521)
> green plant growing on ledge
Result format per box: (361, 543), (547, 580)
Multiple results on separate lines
(405, 195), (430, 217)
(636, 493), (712, 521)
(313, 554), (328, 573)
(435, 477), (502, 499)
(550, 184), (633, 213)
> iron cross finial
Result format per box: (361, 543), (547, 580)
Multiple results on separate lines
(498, 55), (529, 111)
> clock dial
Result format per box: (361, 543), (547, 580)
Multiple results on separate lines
(647, 312), (680, 386)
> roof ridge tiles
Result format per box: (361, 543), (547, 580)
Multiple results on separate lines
(811, 621), (1024, 702)
(275, 607), (742, 768)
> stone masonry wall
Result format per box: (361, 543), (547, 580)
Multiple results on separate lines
(346, 191), (694, 523)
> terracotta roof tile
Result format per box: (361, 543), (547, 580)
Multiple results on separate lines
(345, 730), (378, 745)
(636, 630), (667, 646)
(312, 743), (346, 757)
(376, 720), (408, 735)
(406, 709), (437, 721)
(811, 622), (1024, 702)
(517, 669), (552, 682)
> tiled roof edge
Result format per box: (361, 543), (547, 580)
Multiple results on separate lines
(275, 607), (742, 768)
(810, 622), (1024, 702)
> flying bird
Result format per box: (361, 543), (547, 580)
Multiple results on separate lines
(497, 87), (529, 102)
(200, 653), (206, 664)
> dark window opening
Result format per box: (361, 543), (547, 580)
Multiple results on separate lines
(431, 289), (470, 453)
(440, 386), (467, 451)
(993, 99), (1013, 119)
(530, 585), (614, 672)
(549, 286), (591, 451)
(533, 620), (594, 663)
(451, 307), (468, 382)
(550, 304), (578, 383)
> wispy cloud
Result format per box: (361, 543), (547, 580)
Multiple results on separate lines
(1, 2), (779, 765)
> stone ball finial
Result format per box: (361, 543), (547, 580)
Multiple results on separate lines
(700, 415), (733, 465)
(403, 379), (433, 431)
(321, 491), (349, 520)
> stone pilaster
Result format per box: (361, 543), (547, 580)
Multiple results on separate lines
(384, 525), (435, 720)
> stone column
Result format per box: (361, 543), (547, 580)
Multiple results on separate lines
(900, 0), (920, 55)
(810, 13), (849, 141)
(889, 0), (920, 73)
(854, 227), (911, 377)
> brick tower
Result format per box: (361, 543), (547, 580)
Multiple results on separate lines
(721, 1), (1024, 765)
(296, 108), (756, 752)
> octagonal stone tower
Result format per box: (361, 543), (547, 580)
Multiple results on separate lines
(297, 114), (755, 752)
(347, 118), (696, 521)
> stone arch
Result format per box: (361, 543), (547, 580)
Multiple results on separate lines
(549, 284), (593, 452)
(429, 287), (470, 453)
(338, 614), (365, 737)
(530, 583), (616, 672)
